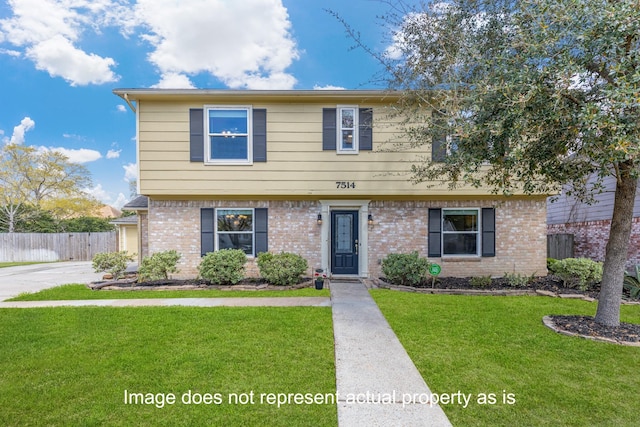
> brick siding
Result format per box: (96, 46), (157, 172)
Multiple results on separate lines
(145, 197), (547, 279)
(547, 217), (640, 270)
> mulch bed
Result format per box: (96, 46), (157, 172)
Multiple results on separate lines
(90, 277), (316, 291)
(544, 315), (640, 346)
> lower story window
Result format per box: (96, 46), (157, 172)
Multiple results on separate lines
(217, 209), (254, 255)
(442, 209), (479, 256)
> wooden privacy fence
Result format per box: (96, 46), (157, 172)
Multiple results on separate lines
(0, 232), (116, 262)
(547, 233), (574, 260)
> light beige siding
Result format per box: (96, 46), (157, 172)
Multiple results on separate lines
(134, 96), (483, 197)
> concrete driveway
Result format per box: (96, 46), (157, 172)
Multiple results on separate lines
(0, 262), (104, 301)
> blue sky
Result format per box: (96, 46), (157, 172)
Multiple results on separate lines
(0, 0), (415, 209)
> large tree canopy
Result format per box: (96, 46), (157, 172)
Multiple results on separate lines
(372, 0), (639, 326)
(0, 144), (95, 232)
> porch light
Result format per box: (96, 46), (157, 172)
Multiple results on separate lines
(368, 214), (374, 225)
(317, 213), (323, 225)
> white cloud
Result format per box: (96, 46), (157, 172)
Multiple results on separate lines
(314, 84), (346, 90)
(113, 193), (128, 209)
(37, 146), (102, 163)
(123, 162), (137, 181)
(136, 0), (299, 89)
(116, 104), (127, 113)
(5, 116), (36, 145)
(26, 35), (117, 86)
(106, 149), (121, 159)
(85, 183), (109, 202)
(0, 0), (120, 86)
(151, 72), (195, 89)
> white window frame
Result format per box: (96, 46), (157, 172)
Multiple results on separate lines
(205, 106), (253, 165)
(336, 105), (359, 155)
(441, 208), (481, 257)
(215, 208), (255, 257)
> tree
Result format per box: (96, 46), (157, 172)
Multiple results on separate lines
(359, 0), (639, 326)
(0, 144), (94, 231)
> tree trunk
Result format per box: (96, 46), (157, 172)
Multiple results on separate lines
(594, 162), (638, 327)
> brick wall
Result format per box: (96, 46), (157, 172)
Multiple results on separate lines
(548, 217), (640, 270)
(146, 197), (547, 279)
(367, 198), (548, 278)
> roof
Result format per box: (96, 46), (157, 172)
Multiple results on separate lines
(122, 195), (148, 210)
(113, 89), (401, 110)
(110, 215), (138, 225)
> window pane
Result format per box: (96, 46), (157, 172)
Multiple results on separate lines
(218, 233), (253, 254)
(341, 109), (354, 129)
(443, 210), (478, 231)
(210, 136), (248, 160)
(209, 110), (248, 134)
(443, 234), (477, 255)
(335, 214), (353, 253)
(341, 130), (354, 149)
(217, 210), (253, 231)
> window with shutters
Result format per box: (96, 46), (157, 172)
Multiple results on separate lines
(205, 106), (252, 164)
(442, 209), (480, 256)
(216, 208), (254, 255)
(337, 106), (359, 154)
(322, 106), (373, 153)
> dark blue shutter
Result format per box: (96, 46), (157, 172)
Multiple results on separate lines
(359, 108), (373, 151)
(322, 108), (337, 150)
(201, 208), (215, 256)
(428, 208), (442, 257)
(254, 208), (268, 255)
(253, 109), (267, 162)
(190, 108), (204, 162)
(482, 208), (496, 257)
(431, 110), (447, 162)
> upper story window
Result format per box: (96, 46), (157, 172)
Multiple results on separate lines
(206, 106), (252, 164)
(337, 106), (359, 154)
(322, 107), (373, 153)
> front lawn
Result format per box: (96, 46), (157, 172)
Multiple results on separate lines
(372, 291), (640, 427)
(9, 283), (330, 301)
(0, 306), (337, 426)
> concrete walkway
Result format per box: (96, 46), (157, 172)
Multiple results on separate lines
(0, 261), (104, 301)
(331, 281), (452, 426)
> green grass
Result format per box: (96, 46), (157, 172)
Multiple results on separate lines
(371, 290), (640, 427)
(9, 284), (330, 301)
(0, 261), (51, 268)
(0, 306), (337, 426)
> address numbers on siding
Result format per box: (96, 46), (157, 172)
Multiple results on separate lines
(336, 181), (356, 189)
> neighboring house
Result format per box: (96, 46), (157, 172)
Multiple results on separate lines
(118, 195), (149, 264)
(547, 175), (640, 269)
(113, 89), (548, 279)
(110, 215), (139, 258)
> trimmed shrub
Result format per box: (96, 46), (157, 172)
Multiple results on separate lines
(553, 258), (603, 291)
(198, 249), (247, 285)
(503, 272), (534, 288)
(547, 258), (560, 273)
(381, 252), (430, 286)
(92, 251), (134, 280)
(257, 252), (308, 286)
(138, 250), (181, 282)
(470, 275), (492, 287)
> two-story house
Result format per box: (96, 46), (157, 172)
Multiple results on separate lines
(113, 89), (548, 279)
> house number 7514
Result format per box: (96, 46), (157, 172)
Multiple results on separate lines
(336, 181), (356, 189)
